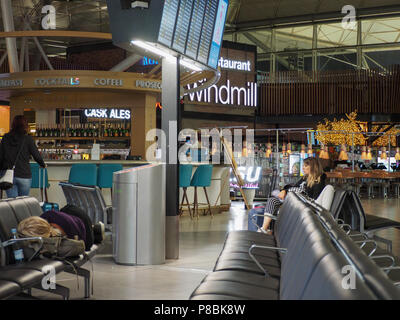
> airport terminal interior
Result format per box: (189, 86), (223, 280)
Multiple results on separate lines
(0, 0), (400, 302)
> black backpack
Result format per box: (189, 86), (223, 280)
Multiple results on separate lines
(61, 204), (94, 250)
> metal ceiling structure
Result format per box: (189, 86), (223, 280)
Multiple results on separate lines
(0, 0), (399, 71)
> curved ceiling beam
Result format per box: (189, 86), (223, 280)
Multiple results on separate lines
(0, 30), (112, 40)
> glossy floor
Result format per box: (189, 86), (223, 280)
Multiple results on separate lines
(31, 198), (400, 300)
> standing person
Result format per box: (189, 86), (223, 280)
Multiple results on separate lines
(261, 157), (326, 233)
(0, 115), (46, 198)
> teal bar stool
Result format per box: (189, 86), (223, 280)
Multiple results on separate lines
(69, 164), (98, 186)
(30, 163), (49, 201)
(190, 165), (213, 218)
(179, 164), (193, 218)
(98, 164), (123, 197)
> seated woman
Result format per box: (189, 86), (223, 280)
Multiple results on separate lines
(261, 157), (326, 233)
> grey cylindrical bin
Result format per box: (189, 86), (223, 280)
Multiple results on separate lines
(112, 163), (165, 265)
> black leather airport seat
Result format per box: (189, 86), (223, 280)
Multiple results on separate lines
(0, 280), (20, 300)
(330, 189), (400, 251)
(0, 197), (101, 299)
(190, 192), (400, 300)
(331, 189), (400, 233)
(59, 182), (111, 225)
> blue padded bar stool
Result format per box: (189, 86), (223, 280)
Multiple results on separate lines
(98, 164), (123, 196)
(68, 164), (98, 186)
(179, 164), (193, 219)
(190, 165), (213, 218)
(30, 163), (49, 201)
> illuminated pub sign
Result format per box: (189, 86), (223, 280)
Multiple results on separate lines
(230, 166), (262, 189)
(186, 41), (258, 108)
(84, 109), (131, 120)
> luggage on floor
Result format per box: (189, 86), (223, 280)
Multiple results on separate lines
(38, 167), (60, 212)
(247, 206), (265, 231)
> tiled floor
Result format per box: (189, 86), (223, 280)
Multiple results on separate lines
(31, 198), (400, 300)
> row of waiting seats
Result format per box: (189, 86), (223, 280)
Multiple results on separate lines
(190, 192), (400, 300)
(59, 182), (112, 228)
(0, 197), (101, 300)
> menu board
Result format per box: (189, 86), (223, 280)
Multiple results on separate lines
(185, 0), (207, 59)
(172, 0), (194, 53)
(158, 0), (180, 47)
(157, 0), (228, 69)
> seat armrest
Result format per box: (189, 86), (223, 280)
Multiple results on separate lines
(250, 213), (277, 232)
(248, 244), (287, 277)
(1, 237), (44, 262)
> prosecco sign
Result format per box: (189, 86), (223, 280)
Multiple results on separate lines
(84, 109), (131, 120)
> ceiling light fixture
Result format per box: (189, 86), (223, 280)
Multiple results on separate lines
(131, 40), (202, 72)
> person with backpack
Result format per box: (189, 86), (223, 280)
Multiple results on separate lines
(17, 216), (86, 259)
(0, 115), (46, 198)
(18, 208), (104, 252)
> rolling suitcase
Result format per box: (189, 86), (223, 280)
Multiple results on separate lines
(39, 167), (59, 212)
(247, 205), (265, 231)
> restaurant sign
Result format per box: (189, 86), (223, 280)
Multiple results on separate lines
(187, 80), (257, 107)
(84, 108), (131, 120)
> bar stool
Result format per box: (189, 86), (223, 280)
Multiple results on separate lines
(30, 163), (49, 201)
(179, 164), (193, 218)
(69, 164), (98, 186)
(97, 164), (123, 196)
(190, 165), (213, 218)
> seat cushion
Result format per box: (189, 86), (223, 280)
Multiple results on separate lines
(221, 244), (279, 259)
(0, 268), (44, 289)
(205, 270), (280, 290)
(365, 214), (400, 230)
(217, 252), (280, 268)
(191, 280), (279, 300)
(0, 280), (20, 300)
(9, 259), (65, 274)
(214, 258), (281, 278)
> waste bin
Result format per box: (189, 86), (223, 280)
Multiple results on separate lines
(112, 163), (165, 265)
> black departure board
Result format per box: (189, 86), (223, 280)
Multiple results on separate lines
(158, 0), (180, 47)
(197, 0), (218, 65)
(157, 0), (228, 68)
(185, 0), (207, 59)
(172, 0), (194, 53)
(107, 0), (228, 69)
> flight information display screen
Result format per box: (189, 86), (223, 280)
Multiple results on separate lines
(185, 0), (207, 59)
(157, 0), (228, 69)
(172, 0), (194, 53)
(158, 0), (180, 47)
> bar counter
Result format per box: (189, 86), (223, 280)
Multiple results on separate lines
(29, 161), (231, 213)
